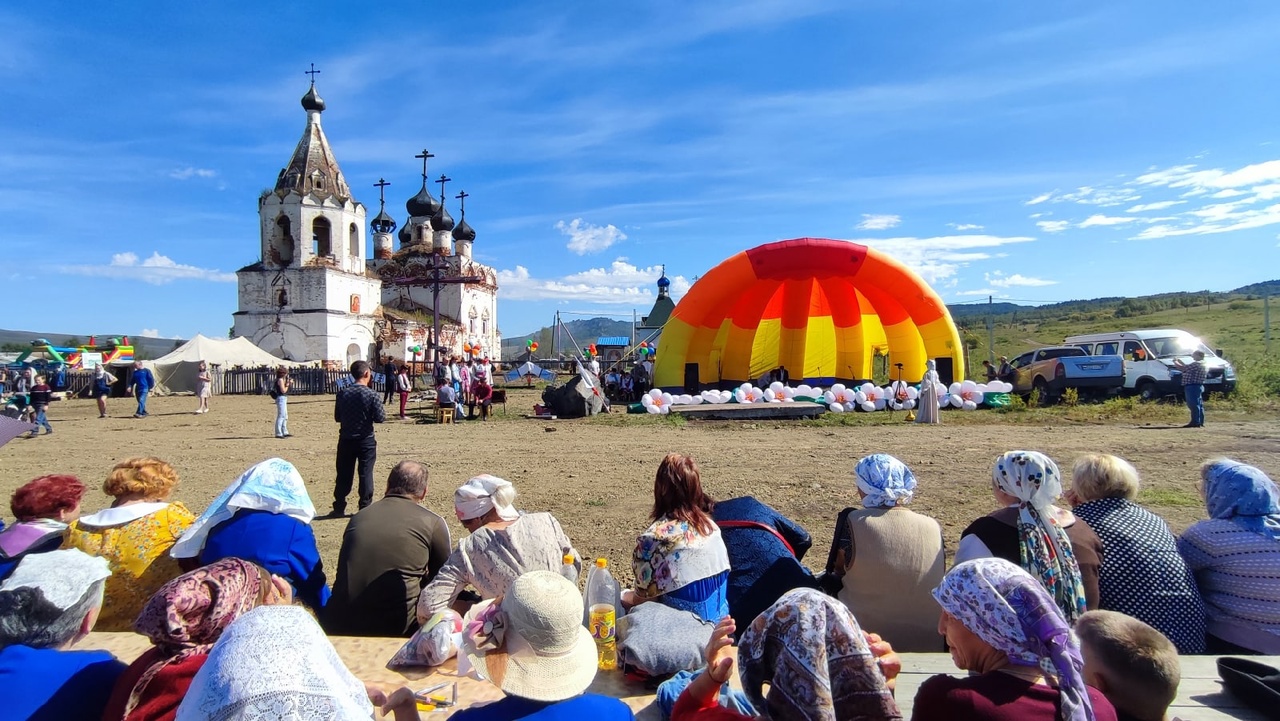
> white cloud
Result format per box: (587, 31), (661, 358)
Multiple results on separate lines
(1026, 192), (1054, 206)
(57, 251), (236, 285)
(856, 213), (902, 230)
(555, 218), (627, 255)
(1036, 220), (1070, 233)
(497, 259), (689, 304)
(1027, 186), (1141, 208)
(140, 328), (161, 338)
(1078, 214), (1138, 228)
(985, 271), (1057, 288)
(949, 222), (984, 231)
(1209, 189), (1247, 199)
(955, 288), (1005, 297)
(1127, 200), (1184, 212)
(1135, 159), (1280, 191)
(169, 167), (217, 180)
(857, 234), (1034, 284)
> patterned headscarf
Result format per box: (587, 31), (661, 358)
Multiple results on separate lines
(854, 454), (917, 508)
(934, 559), (1093, 721)
(633, 518), (730, 598)
(1202, 459), (1280, 540)
(992, 451), (1087, 623)
(175, 605), (373, 721)
(738, 588), (902, 721)
(171, 458), (315, 559)
(124, 559), (265, 718)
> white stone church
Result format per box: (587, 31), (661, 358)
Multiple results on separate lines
(233, 80), (500, 366)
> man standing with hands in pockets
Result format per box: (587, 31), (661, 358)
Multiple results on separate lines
(327, 360), (385, 517)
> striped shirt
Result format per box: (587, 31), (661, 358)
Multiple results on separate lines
(1179, 519), (1280, 653)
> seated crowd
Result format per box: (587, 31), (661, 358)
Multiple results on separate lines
(0, 448), (1275, 721)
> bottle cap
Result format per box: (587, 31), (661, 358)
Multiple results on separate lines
(595, 558), (608, 568)
(562, 554), (574, 565)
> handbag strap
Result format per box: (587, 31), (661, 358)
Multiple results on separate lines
(716, 519), (795, 557)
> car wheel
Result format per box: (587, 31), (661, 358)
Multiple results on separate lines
(1138, 381), (1158, 401)
(1033, 378), (1055, 406)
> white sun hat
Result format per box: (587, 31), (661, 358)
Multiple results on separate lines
(462, 570), (598, 702)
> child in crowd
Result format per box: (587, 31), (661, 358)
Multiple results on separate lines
(1076, 610), (1181, 721)
(26, 375), (53, 436)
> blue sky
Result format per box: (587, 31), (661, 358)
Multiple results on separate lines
(3, 2), (1279, 342)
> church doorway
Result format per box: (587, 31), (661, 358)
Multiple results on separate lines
(345, 343), (361, 368)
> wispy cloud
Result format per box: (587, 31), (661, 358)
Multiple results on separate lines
(497, 259), (689, 304)
(857, 234), (1034, 284)
(949, 222), (984, 231)
(58, 252), (236, 285)
(1127, 200), (1184, 213)
(555, 218), (627, 255)
(1026, 192), (1054, 206)
(169, 167), (218, 180)
(856, 213), (901, 230)
(986, 271), (1057, 288)
(1078, 214), (1138, 228)
(1036, 220), (1070, 233)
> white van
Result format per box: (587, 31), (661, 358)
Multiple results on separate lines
(1064, 328), (1237, 399)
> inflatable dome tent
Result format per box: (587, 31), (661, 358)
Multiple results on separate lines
(653, 238), (963, 388)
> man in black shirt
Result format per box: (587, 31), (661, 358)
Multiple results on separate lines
(329, 360), (385, 517)
(382, 356), (397, 404)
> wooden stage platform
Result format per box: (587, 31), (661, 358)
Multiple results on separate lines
(670, 400), (827, 421)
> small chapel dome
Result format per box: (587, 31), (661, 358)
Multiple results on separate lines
(453, 217), (476, 242)
(406, 186), (440, 218)
(398, 221), (412, 245)
(657, 274), (671, 288)
(431, 204), (455, 233)
(301, 85), (326, 112)
(371, 209), (397, 235)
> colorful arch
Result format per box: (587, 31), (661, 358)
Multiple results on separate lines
(653, 238), (963, 387)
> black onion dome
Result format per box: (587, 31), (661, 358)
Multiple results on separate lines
(398, 220), (412, 245)
(370, 209), (397, 234)
(431, 204), (455, 232)
(406, 186), (440, 217)
(453, 217), (476, 242)
(301, 85), (326, 112)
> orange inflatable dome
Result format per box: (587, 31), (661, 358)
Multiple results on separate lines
(652, 238), (964, 387)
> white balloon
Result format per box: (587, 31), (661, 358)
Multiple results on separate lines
(769, 381), (784, 393)
(646, 404), (661, 414)
(641, 394), (654, 407)
(948, 382), (963, 395)
(962, 400), (978, 411)
(648, 388), (663, 400)
(949, 393), (964, 408)
(860, 401), (876, 412)
(765, 389), (777, 401)
(829, 402), (845, 413)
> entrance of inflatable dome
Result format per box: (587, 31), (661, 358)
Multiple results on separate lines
(652, 238), (964, 389)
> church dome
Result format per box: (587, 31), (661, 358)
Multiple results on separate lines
(406, 186), (440, 218)
(370, 209), (397, 235)
(453, 217), (476, 242)
(657, 274), (671, 288)
(431, 204), (455, 232)
(398, 220), (412, 245)
(301, 85), (326, 112)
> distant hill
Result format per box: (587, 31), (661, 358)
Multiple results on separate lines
(0, 329), (187, 361)
(500, 318), (634, 359)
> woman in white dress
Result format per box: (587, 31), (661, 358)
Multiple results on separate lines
(194, 361), (211, 414)
(915, 359), (941, 424)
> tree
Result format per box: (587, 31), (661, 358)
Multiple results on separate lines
(63, 336), (82, 347)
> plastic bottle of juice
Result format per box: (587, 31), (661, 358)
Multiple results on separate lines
(560, 553), (577, 584)
(586, 558), (618, 670)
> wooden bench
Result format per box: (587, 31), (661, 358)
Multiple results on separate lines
(80, 633), (1276, 720)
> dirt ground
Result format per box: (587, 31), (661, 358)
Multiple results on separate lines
(3, 390), (1277, 588)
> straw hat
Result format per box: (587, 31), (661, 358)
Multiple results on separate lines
(463, 571), (598, 702)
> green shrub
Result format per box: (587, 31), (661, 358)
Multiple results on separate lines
(1062, 387), (1079, 406)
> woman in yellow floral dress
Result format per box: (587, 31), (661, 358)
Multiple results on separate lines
(63, 457), (196, 630)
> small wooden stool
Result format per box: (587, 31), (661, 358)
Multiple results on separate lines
(436, 407), (455, 424)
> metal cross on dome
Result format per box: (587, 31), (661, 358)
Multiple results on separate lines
(455, 190), (469, 216)
(305, 63), (321, 85)
(436, 174), (451, 200)
(415, 150), (434, 184)
(374, 178), (390, 208)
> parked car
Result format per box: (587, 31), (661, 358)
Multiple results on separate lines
(1064, 328), (1236, 399)
(1007, 346), (1125, 404)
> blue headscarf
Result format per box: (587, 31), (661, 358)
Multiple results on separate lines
(1203, 459), (1280, 541)
(854, 453), (917, 508)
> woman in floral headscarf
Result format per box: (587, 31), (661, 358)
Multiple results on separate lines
(915, 558), (1116, 721)
(100, 558), (293, 721)
(1178, 458), (1280, 654)
(670, 588), (902, 720)
(170, 458), (329, 610)
(954, 451), (1100, 622)
(827, 454), (946, 651)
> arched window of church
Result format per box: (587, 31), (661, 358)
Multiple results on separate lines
(470, 318), (476, 333)
(349, 223), (359, 258)
(273, 216), (294, 265)
(312, 217), (332, 257)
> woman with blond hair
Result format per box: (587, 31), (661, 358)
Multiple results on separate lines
(193, 361), (211, 415)
(64, 458), (196, 630)
(625, 453), (731, 622)
(1064, 454), (1205, 653)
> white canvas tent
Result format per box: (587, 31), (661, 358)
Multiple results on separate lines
(146, 335), (303, 394)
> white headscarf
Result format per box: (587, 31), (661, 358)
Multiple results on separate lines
(176, 605), (373, 721)
(454, 474), (519, 522)
(171, 458), (315, 559)
(0, 548), (110, 611)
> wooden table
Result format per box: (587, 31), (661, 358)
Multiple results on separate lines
(81, 633), (1276, 720)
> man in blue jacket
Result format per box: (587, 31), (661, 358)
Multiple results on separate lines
(130, 360), (155, 418)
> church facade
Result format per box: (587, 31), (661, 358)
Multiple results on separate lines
(233, 80), (500, 365)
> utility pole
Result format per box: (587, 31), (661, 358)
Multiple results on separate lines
(1266, 294), (1272, 354)
(987, 295), (996, 365)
